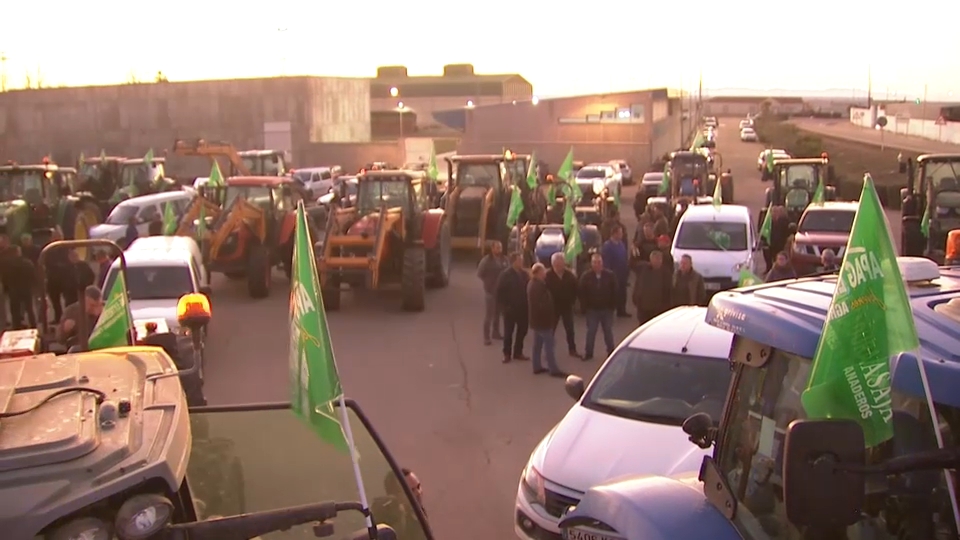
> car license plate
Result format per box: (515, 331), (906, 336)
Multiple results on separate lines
(563, 528), (621, 540)
(705, 282), (722, 291)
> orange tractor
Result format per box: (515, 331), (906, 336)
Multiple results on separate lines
(318, 170), (451, 311)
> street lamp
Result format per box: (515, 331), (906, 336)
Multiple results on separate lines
(390, 86), (399, 98)
(397, 102), (406, 138)
(466, 100), (475, 108)
(531, 96), (540, 105)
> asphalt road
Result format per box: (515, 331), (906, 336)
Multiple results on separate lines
(195, 120), (892, 539)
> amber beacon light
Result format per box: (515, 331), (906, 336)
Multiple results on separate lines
(177, 293), (212, 330)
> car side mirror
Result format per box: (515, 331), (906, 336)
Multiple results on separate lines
(783, 419), (865, 531)
(199, 285), (212, 297)
(564, 375), (585, 400)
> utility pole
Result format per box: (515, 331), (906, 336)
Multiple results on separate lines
(0, 51), (7, 92)
(922, 84), (928, 120)
(698, 70), (703, 119)
(867, 65), (873, 108)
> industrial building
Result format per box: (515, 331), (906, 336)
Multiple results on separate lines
(702, 96), (806, 117)
(458, 88), (691, 173)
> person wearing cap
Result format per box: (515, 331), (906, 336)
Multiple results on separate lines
(527, 262), (566, 377)
(57, 285), (104, 345)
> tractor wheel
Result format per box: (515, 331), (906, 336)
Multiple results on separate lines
(722, 182), (735, 204)
(321, 274), (341, 311)
(426, 219), (451, 288)
(400, 246), (426, 312)
(224, 271), (246, 280)
(246, 243), (271, 299)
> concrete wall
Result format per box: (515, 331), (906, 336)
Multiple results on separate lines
(371, 95), (516, 129)
(299, 141), (404, 172)
(703, 99), (805, 117)
(884, 101), (959, 121)
(849, 106), (960, 145)
(0, 76), (370, 176)
(458, 90), (656, 171)
(649, 97), (685, 165)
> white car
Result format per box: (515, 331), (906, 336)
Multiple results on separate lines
(90, 190), (195, 248)
(739, 119), (754, 130)
(757, 148), (791, 171)
(671, 204), (764, 294)
(515, 306), (733, 540)
(703, 116), (718, 128)
(740, 127), (758, 142)
(575, 164), (621, 202)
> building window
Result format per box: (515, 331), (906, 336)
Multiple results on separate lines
(631, 104), (645, 122)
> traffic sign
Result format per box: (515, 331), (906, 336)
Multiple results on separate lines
(876, 116), (888, 128)
(936, 116), (947, 126)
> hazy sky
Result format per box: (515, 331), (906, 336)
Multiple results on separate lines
(4, 0), (958, 100)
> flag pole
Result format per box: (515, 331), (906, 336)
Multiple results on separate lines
(337, 394), (377, 537)
(915, 356), (960, 528)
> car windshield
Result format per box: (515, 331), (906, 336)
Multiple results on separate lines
(79, 162), (101, 178)
(672, 158), (707, 179)
(582, 348), (731, 426)
(223, 185), (273, 210)
(642, 173), (663, 183)
(676, 220), (749, 251)
(455, 163), (500, 188)
(718, 349), (960, 539)
(105, 204), (139, 225)
(798, 209), (855, 233)
(576, 168), (608, 180)
(242, 155), (283, 176)
(0, 169), (45, 201)
(925, 161), (960, 192)
(186, 403), (430, 539)
(121, 163), (158, 186)
(103, 265), (194, 301)
(357, 180), (410, 214)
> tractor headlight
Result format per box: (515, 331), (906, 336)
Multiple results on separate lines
(49, 516), (112, 540)
(115, 494), (174, 540)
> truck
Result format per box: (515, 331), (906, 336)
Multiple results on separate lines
(556, 257), (960, 540)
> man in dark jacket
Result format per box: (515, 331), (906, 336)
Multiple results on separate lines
(601, 224), (630, 318)
(672, 254), (707, 307)
(632, 250), (673, 325)
(578, 253), (617, 361)
(62, 249), (96, 308)
(546, 252), (580, 357)
(495, 253), (530, 363)
(4, 245), (37, 329)
(0, 234), (11, 329)
(656, 235), (674, 269)
(45, 228), (70, 322)
(633, 222), (659, 262)
(477, 241), (508, 345)
(528, 263), (565, 377)
(19, 233), (40, 265)
(766, 251), (798, 282)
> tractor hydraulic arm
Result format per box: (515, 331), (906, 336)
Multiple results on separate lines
(208, 199), (265, 261)
(176, 197), (222, 236)
(172, 138), (251, 176)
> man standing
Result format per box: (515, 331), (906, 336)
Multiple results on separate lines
(656, 234), (674, 268)
(601, 224), (631, 318)
(4, 246), (37, 329)
(766, 251), (799, 282)
(546, 252), (580, 358)
(63, 249), (96, 308)
(632, 250), (673, 325)
(820, 249), (839, 273)
(578, 253), (617, 361)
(0, 234), (11, 329)
(495, 253), (530, 363)
(57, 285), (104, 347)
(477, 241), (508, 345)
(672, 254), (707, 307)
(633, 222), (659, 261)
(528, 263), (566, 377)
(19, 233), (40, 265)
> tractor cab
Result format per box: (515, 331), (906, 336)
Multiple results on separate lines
(762, 156), (835, 224)
(443, 150), (535, 252)
(238, 149), (289, 177)
(899, 153), (960, 260)
(559, 258), (960, 540)
(77, 155), (125, 202)
(645, 151), (712, 220)
(319, 170), (450, 311)
(117, 156), (176, 200)
(0, 161), (68, 238)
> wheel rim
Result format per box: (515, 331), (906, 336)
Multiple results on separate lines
(73, 210), (92, 260)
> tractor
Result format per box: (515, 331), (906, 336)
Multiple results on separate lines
(115, 156), (179, 201)
(0, 160), (102, 258)
(172, 138), (289, 178)
(698, 146), (734, 204)
(76, 154), (125, 210)
(442, 150), (539, 253)
(900, 153), (960, 261)
(759, 155), (836, 226)
(238, 148), (290, 176)
(645, 150), (713, 221)
(201, 176), (304, 299)
(318, 169), (451, 312)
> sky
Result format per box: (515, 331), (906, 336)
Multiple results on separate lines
(3, 0), (958, 100)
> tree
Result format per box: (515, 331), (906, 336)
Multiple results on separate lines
(155, 71), (168, 83)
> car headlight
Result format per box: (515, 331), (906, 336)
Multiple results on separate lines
(115, 494), (174, 540)
(50, 517), (112, 540)
(522, 464), (546, 505)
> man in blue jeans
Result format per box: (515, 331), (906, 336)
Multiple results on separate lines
(577, 253), (617, 361)
(527, 263), (567, 377)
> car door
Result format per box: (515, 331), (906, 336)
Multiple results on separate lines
(137, 203), (159, 235)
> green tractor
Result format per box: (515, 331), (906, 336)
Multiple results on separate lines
(76, 154), (125, 212)
(0, 161), (103, 259)
(114, 156), (179, 202)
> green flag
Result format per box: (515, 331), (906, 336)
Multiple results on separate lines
(208, 160), (225, 187)
(690, 132), (705, 150)
(765, 150), (776, 173)
(759, 203), (773, 243)
(564, 225), (583, 266)
(88, 272), (133, 350)
(525, 152), (538, 190)
(712, 176), (723, 208)
(738, 267), (762, 287)
(920, 202), (931, 237)
(812, 177), (825, 205)
(556, 148), (575, 183)
(506, 186), (524, 228)
(659, 162), (671, 195)
(162, 202), (178, 236)
(427, 145), (439, 182)
(79, 152), (86, 167)
(563, 201), (576, 235)
(613, 185), (621, 208)
(290, 202), (350, 452)
(801, 174), (920, 448)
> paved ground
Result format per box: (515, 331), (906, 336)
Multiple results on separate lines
(791, 117), (960, 154)
(197, 121), (882, 538)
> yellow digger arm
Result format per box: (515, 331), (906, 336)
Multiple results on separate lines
(172, 138), (251, 176)
(176, 196), (223, 236)
(208, 198), (266, 261)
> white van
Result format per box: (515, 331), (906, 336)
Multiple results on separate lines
(102, 236), (209, 337)
(91, 190), (195, 247)
(671, 204), (763, 294)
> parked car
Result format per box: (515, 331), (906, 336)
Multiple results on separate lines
(575, 163), (622, 204)
(793, 201), (858, 261)
(740, 127), (758, 142)
(757, 148), (791, 171)
(514, 306), (733, 540)
(671, 204), (764, 295)
(703, 116), (718, 128)
(739, 119), (754, 130)
(636, 172), (665, 215)
(610, 160), (633, 185)
(292, 166), (343, 198)
(90, 190), (195, 248)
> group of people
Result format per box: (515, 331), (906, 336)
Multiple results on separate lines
(0, 229), (107, 347)
(761, 208), (841, 283)
(476, 210), (709, 377)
